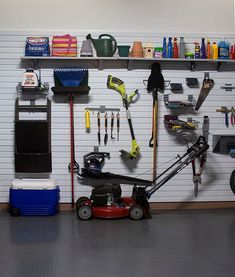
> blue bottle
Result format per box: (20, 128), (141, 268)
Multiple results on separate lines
(162, 37), (167, 58)
(167, 37), (173, 58)
(200, 38), (207, 59)
(218, 40), (230, 59)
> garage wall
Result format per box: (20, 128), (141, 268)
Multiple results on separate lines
(0, 0), (234, 33)
(0, 30), (235, 204)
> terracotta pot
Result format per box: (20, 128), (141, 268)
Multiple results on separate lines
(131, 41), (144, 57)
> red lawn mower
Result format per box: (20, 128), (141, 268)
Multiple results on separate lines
(76, 136), (209, 220)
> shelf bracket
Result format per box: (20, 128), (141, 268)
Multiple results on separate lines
(127, 60), (133, 70)
(21, 58), (39, 70)
(98, 60), (104, 70)
(190, 61), (196, 71)
(217, 61), (222, 72)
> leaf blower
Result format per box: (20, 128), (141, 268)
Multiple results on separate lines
(107, 75), (139, 159)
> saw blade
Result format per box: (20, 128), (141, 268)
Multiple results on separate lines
(195, 79), (214, 111)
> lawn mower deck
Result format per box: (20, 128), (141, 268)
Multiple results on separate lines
(76, 185), (150, 220)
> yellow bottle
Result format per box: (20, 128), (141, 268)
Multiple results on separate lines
(212, 42), (218, 59)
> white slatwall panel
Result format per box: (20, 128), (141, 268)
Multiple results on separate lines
(0, 31), (235, 204)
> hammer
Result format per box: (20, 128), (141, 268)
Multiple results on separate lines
(216, 106), (229, 127)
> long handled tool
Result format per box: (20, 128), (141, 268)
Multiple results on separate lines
(51, 87), (90, 208)
(68, 94), (79, 207)
(52, 67), (90, 208)
(147, 62), (164, 180)
(191, 116), (209, 197)
(151, 90), (158, 180)
(107, 75), (139, 159)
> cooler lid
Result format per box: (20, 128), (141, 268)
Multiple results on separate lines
(11, 178), (56, 190)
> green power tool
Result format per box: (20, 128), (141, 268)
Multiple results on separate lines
(107, 75), (140, 159)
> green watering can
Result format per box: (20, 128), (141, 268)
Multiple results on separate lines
(86, 34), (117, 57)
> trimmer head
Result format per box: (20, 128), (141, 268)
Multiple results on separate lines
(120, 139), (140, 160)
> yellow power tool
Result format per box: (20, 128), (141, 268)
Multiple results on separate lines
(107, 75), (140, 159)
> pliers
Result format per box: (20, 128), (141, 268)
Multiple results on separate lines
(231, 107), (235, 126)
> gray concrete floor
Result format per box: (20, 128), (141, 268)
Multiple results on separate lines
(0, 209), (235, 277)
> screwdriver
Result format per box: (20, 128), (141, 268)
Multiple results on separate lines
(117, 112), (120, 141)
(104, 112), (108, 145)
(111, 112), (115, 139)
(97, 111), (101, 145)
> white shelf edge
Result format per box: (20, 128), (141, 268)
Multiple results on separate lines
(20, 56), (235, 62)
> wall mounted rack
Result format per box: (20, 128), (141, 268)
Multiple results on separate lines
(20, 57), (235, 71)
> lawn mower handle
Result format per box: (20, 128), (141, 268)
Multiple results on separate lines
(146, 136), (209, 198)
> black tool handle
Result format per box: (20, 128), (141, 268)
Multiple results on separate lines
(97, 112), (100, 130)
(105, 112), (108, 132)
(117, 113), (120, 128)
(111, 112), (114, 131)
(117, 112), (120, 140)
(225, 111), (229, 127)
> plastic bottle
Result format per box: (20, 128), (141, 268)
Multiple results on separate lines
(212, 42), (218, 59)
(230, 45), (233, 59)
(194, 42), (200, 59)
(206, 40), (211, 59)
(218, 40), (230, 59)
(167, 37), (173, 58)
(200, 38), (206, 59)
(231, 44), (235, 59)
(179, 37), (185, 58)
(173, 37), (179, 58)
(233, 44), (235, 59)
(162, 37), (167, 58)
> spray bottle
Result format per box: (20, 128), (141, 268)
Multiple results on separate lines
(173, 37), (179, 58)
(200, 38), (206, 59)
(162, 37), (167, 58)
(167, 37), (173, 58)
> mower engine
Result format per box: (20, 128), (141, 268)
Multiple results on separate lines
(91, 184), (122, 206)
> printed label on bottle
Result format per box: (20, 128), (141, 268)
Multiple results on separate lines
(219, 47), (229, 59)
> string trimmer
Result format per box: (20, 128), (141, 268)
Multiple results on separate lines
(107, 75), (139, 159)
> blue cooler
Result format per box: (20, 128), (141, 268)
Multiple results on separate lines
(9, 179), (60, 216)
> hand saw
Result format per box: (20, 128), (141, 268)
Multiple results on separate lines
(195, 74), (214, 111)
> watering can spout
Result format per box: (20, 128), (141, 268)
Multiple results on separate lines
(86, 34), (92, 40)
